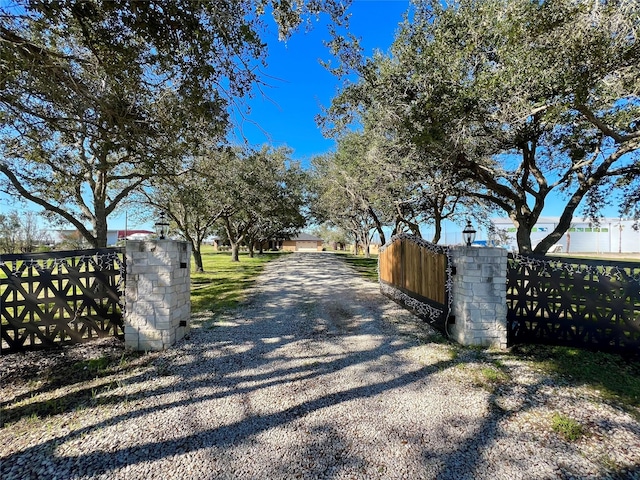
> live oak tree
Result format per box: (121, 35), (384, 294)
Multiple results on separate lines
(616, 169), (640, 226)
(323, 132), (393, 246)
(321, 27), (491, 245)
(0, 212), (21, 254)
(143, 146), (237, 272)
(316, 109), (486, 245)
(242, 161), (307, 258)
(308, 155), (356, 249)
(57, 230), (92, 251)
(216, 146), (307, 262)
(0, 84), (194, 247)
(439, 0), (640, 253)
(361, 113), (489, 243)
(311, 223), (352, 250)
(309, 144), (387, 257)
(143, 144), (306, 266)
(0, 0), (350, 247)
(324, 0), (640, 253)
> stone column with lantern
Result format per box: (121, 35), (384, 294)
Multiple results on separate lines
(448, 221), (508, 349)
(123, 212), (191, 351)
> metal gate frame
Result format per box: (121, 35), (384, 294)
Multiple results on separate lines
(1, 248), (126, 353)
(507, 252), (640, 353)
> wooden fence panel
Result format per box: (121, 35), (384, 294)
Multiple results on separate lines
(419, 253), (446, 305)
(380, 240), (400, 286)
(405, 241), (418, 294)
(393, 240), (403, 287)
(379, 234), (451, 330)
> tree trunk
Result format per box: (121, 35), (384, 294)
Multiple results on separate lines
(230, 243), (240, 262)
(92, 169), (109, 248)
(392, 216), (401, 237)
(432, 214), (443, 244)
(192, 247), (204, 272)
(363, 240), (371, 258)
(223, 216), (242, 262)
(248, 242), (255, 258)
(409, 222), (421, 237)
(368, 206), (386, 246)
(533, 180), (596, 254)
(376, 228), (386, 247)
(512, 216), (534, 254)
(0, 163), (98, 247)
(93, 207), (108, 248)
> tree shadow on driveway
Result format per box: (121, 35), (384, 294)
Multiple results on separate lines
(2, 253), (638, 479)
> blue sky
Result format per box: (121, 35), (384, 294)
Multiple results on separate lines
(234, 0), (411, 165)
(232, 0), (618, 240)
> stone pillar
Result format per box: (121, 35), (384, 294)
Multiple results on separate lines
(124, 240), (191, 351)
(449, 246), (508, 349)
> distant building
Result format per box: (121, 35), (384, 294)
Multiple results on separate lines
(115, 230), (154, 243)
(281, 233), (324, 252)
(49, 229), (154, 247)
(491, 217), (640, 253)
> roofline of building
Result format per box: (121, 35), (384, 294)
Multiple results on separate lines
(491, 217), (637, 225)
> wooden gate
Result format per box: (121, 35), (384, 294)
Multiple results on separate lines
(507, 253), (640, 353)
(1, 248), (126, 353)
(378, 234), (452, 332)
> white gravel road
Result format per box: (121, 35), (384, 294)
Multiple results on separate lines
(1, 252), (639, 479)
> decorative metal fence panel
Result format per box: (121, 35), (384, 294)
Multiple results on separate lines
(1, 248), (126, 353)
(379, 234), (452, 332)
(507, 253), (640, 353)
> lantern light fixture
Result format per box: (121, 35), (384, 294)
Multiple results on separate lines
(155, 211), (169, 240)
(462, 220), (477, 247)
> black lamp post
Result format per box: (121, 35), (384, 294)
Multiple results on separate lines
(155, 211), (169, 240)
(462, 220), (476, 246)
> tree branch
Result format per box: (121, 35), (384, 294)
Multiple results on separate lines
(574, 103), (639, 143)
(0, 164), (97, 245)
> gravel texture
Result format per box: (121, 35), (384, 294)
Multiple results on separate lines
(1, 252), (640, 479)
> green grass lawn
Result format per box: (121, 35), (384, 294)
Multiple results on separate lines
(510, 344), (640, 413)
(552, 252), (640, 262)
(333, 252), (379, 282)
(190, 246), (286, 314)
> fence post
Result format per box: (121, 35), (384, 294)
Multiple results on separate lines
(448, 246), (508, 349)
(124, 240), (191, 351)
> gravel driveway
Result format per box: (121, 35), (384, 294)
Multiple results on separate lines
(1, 252), (639, 479)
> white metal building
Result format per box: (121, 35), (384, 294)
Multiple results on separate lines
(48, 229), (153, 247)
(491, 217), (640, 253)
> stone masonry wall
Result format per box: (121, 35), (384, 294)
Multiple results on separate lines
(448, 246), (508, 349)
(124, 240), (191, 351)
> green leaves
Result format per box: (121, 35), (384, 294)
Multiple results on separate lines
(146, 144), (306, 267)
(1, 0), (350, 247)
(323, 0), (640, 253)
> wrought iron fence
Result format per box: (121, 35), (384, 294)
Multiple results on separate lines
(507, 253), (640, 353)
(1, 248), (126, 353)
